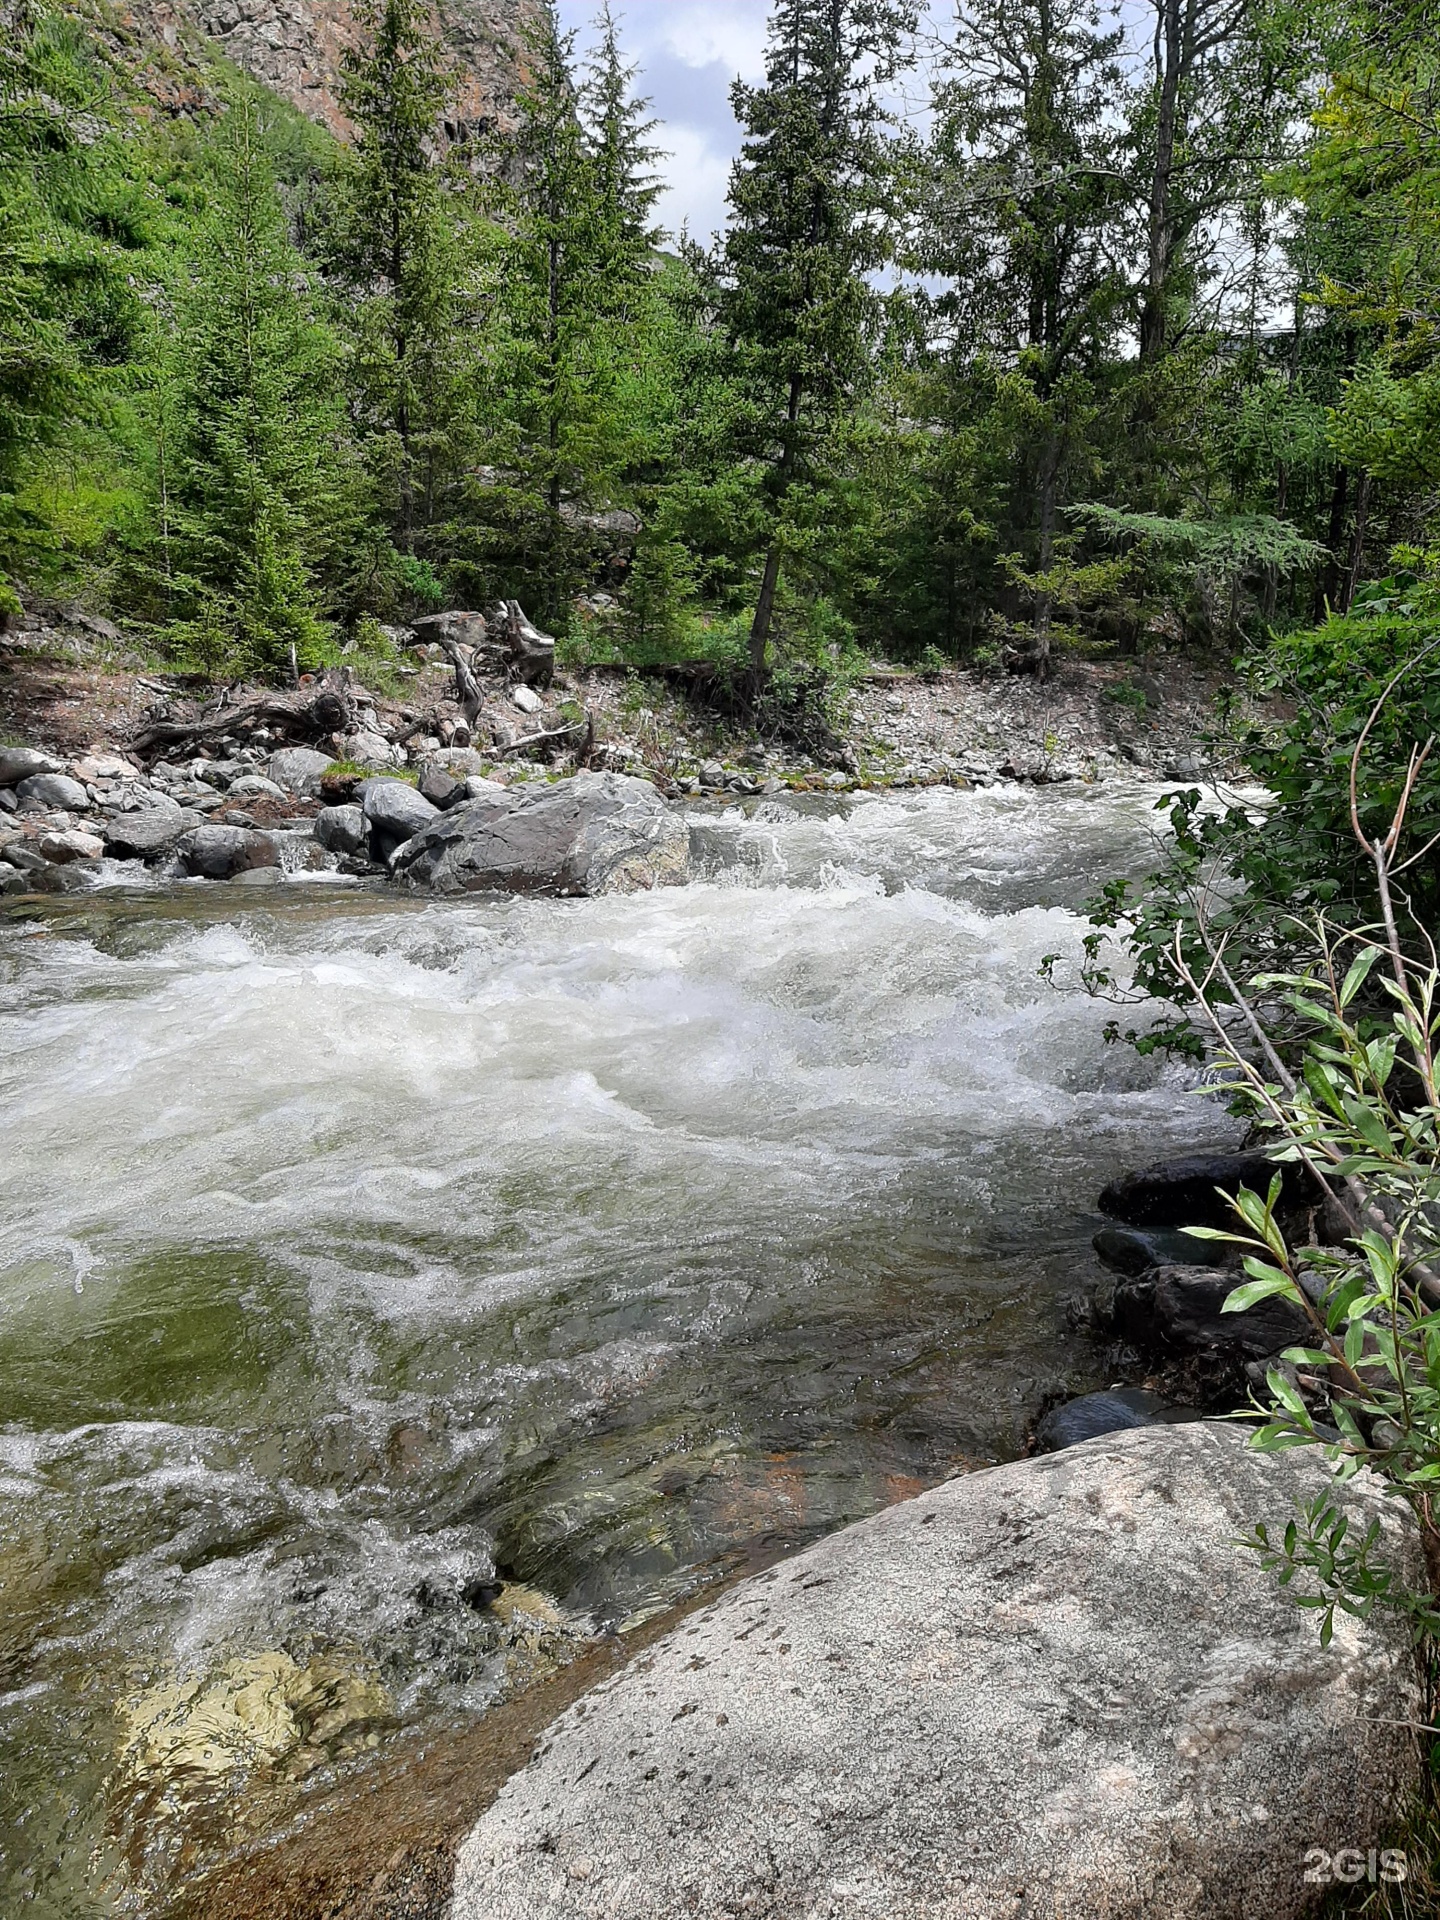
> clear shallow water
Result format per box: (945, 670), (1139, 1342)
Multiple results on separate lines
(0, 782), (1236, 1913)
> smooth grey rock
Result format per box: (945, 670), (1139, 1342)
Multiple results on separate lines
(453, 1426), (1422, 1920)
(314, 803), (367, 856)
(1034, 1387), (1198, 1452)
(103, 801), (187, 860)
(412, 609), (488, 649)
(177, 824), (280, 879)
(418, 747), (491, 780)
(360, 778), (439, 856)
(225, 773), (288, 801)
(391, 771), (688, 898)
(344, 729), (401, 769)
(510, 683), (543, 715)
(1099, 1150), (1322, 1230)
(0, 746), (60, 786)
(417, 766), (466, 809)
(16, 772), (89, 812)
(230, 865), (285, 887)
(267, 746), (334, 794)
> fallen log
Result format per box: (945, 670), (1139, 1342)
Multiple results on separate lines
(128, 684), (357, 760)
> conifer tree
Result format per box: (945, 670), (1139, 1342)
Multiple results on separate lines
(718, 0), (916, 685)
(163, 84), (339, 671)
(330, 0), (469, 568)
(581, 2), (663, 283)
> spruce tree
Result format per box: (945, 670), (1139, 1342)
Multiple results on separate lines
(582, 2), (664, 284)
(330, 0), (469, 571)
(718, 0), (916, 685)
(163, 83), (339, 672)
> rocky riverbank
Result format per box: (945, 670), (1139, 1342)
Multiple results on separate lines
(0, 601), (1262, 900)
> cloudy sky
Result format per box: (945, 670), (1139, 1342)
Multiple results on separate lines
(554, 2), (774, 245)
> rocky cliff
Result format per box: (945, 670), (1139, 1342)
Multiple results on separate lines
(89, 0), (545, 140)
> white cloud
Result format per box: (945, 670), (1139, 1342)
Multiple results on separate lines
(655, 3), (770, 81)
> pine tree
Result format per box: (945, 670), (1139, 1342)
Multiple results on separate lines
(330, 0), (469, 569)
(926, 0), (1129, 675)
(467, 3), (667, 625)
(718, 0), (917, 684)
(163, 83), (339, 671)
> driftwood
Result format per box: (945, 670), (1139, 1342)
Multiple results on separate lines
(129, 682), (356, 760)
(495, 716), (590, 760)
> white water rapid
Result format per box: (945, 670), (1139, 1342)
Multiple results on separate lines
(0, 782), (1238, 1912)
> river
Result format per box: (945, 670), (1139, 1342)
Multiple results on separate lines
(0, 781), (1236, 1914)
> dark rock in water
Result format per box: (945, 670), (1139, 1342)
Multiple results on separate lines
(1035, 1389), (1200, 1453)
(391, 771), (689, 898)
(1098, 1150), (1320, 1230)
(1092, 1225), (1230, 1277)
(461, 1576), (506, 1612)
(1106, 1263), (1310, 1365)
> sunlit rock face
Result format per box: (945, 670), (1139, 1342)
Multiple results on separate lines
(103, 0), (545, 140)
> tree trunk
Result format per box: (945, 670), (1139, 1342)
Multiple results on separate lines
(1032, 434), (1060, 681)
(1315, 463), (1349, 618)
(1338, 470), (1371, 615)
(1139, 0), (1184, 365)
(1262, 464), (1287, 621)
(748, 373), (805, 690)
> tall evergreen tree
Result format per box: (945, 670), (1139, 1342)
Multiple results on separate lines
(582, 1), (664, 276)
(718, 0), (916, 684)
(925, 0), (1129, 674)
(161, 84), (339, 670)
(330, 0), (469, 570)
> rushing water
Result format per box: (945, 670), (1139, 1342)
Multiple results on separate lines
(0, 782), (1238, 1914)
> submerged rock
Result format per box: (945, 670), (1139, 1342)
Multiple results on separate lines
(453, 1426), (1421, 1920)
(1033, 1386), (1198, 1452)
(391, 771), (689, 898)
(1092, 1224), (1230, 1276)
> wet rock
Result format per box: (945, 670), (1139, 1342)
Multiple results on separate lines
(391, 771), (689, 898)
(1034, 1387), (1199, 1453)
(36, 827), (104, 864)
(232, 866), (286, 887)
(360, 777), (439, 858)
(1098, 1149), (1320, 1231)
(16, 772), (89, 812)
(103, 802), (187, 860)
(1092, 1224), (1230, 1276)
(453, 1425), (1421, 1920)
(268, 746), (335, 794)
(1103, 1263), (1310, 1367)
(314, 803), (367, 856)
(0, 746), (60, 786)
(178, 824), (281, 880)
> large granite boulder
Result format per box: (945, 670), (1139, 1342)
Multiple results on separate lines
(0, 746), (60, 786)
(267, 745), (334, 794)
(453, 1425), (1422, 1920)
(103, 799), (189, 861)
(391, 771), (689, 897)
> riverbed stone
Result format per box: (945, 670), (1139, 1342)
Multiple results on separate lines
(452, 1425), (1422, 1920)
(391, 771), (689, 897)
(16, 772), (89, 812)
(1098, 1149), (1321, 1230)
(177, 824), (280, 879)
(314, 803), (367, 856)
(1033, 1386), (1198, 1452)
(36, 827), (104, 864)
(0, 746), (60, 786)
(103, 801), (187, 860)
(360, 777), (439, 857)
(267, 745), (334, 794)
(1092, 1223), (1231, 1276)
(1102, 1262), (1312, 1369)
